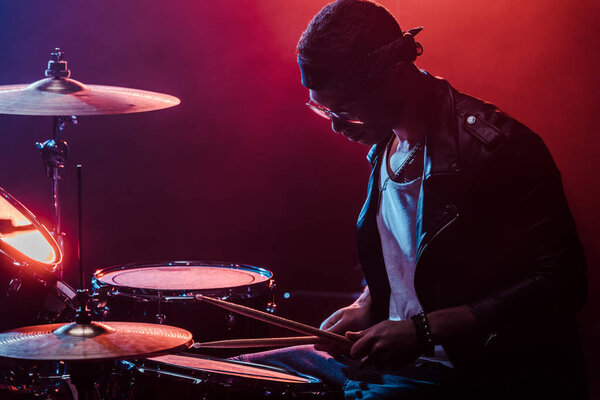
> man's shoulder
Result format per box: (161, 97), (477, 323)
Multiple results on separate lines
(430, 75), (546, 160)
(443, 81), (556, 174)
(450, 84), (531, 146)
(425, 73), (556, 179)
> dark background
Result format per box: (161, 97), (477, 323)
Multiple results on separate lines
(0, 0), (598, 395)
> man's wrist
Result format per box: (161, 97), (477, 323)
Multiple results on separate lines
(354, 285), (371, 307)
(411, 310), (435, 357)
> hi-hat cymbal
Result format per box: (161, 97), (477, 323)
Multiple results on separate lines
(0, 321), (193, 361)
(0, 77), (180, 116)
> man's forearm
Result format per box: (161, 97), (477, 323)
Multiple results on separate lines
(427, 305), (480, 345)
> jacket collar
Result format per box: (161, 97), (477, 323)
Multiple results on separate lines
(366, 72), (461, 179)
(416, 73), (466, 265)
(422, 72), (461, 179)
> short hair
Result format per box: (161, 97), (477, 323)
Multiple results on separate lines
(297, 0), (402, 66)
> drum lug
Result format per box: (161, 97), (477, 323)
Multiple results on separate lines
(97, 306), (110, 320)
(92, 288), (109, 309)
(226, 312), (236, 331)
(155, 313), (167, 324)
(267, 279), (276, 313)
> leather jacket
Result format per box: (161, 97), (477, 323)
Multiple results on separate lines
(356, 72), (587, 398)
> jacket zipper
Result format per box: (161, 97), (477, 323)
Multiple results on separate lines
(415, 211), (459, 265)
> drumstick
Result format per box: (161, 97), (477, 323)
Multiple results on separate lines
(193, 336), (322, 349)
(195, 294), (351, 345)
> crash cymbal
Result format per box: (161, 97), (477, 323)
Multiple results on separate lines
(0, 78), (180, 116)
(0, 48), (179, 116)
(0, 321), (193, 361)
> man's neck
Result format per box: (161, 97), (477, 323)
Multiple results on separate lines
(392, 70), (429, 144)
(392, 120), (427, 144)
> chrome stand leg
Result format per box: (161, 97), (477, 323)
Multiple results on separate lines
(36, 115), (76, 280)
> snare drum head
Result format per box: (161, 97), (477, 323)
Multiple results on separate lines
(117, 354), (327, 400)
(0, 188), (61, 269)
(94, 261), (272, 294)
(148, 354), (320, 384)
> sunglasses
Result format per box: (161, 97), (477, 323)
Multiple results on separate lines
(305, 99), (364, 125)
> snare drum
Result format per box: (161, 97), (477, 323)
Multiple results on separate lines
(92, 261), (275, 341)
(0, 187), (76, 331)
(106, 353), (332, 400)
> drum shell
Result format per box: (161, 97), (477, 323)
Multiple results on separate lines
(0, 187), (72, 332)
(100, 293), (271, 343)
(92, 261), (275, 342)
(0, 187), (74, 398)
(0, 252), (75, 332)
(0, 186), (62, 271)
(0, 255), (76, 399)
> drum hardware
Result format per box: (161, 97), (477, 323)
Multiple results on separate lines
(0, 49), (189, 398)
(92, 261), (275, 343)
(162, 295), (198, 301)
(91, 286), (108, 309)
(0, 298), (193, 399)
(106, 353), (330, 400)
(34, 113), (76, 279)
(155, 313), (167, 324)
(0, 47), (181, 281)
(226, 312), (236, 332)
(76, 165), (85, 291)
(267, 279), (277, 313)
(266, 300), (277, 313)
(134, 363), (206, 384)
(102, 291), (155, 302)
(0, 358), (73, 400)
(155, 290), (168, 324)
(0, 173), (191, 398)
(0, 186), (75, 338)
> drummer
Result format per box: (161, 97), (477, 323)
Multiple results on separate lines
(236, 0), (588, 398)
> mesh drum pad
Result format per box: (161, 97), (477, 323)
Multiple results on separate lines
(98, 266), (269, 290)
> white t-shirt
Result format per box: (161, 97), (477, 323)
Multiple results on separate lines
(377, 138), (453, 368)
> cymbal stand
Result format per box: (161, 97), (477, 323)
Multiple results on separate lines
(35, 48), (77, 280)
(36, 115), (77, 280)
(69, 290), (102, 400)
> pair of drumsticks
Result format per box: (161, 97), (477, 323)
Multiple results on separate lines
(193, 294), (352, 349)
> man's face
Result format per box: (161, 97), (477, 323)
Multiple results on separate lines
(308, 83), (400, 146)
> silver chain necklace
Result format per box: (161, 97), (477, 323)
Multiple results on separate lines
(381, 139), (424, 191)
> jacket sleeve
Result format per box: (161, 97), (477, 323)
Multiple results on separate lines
(467, 127), (587, 333)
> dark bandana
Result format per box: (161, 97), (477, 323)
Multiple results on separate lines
(298, 27), (424, 90)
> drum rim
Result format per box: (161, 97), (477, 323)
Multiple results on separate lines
(134, 353), (323, 387)
(0, 187), (62, 270)
(92, 260), (274, 297)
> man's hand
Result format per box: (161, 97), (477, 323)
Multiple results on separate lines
(315, 303), (371, 356)
(346, 320), (422, 369)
